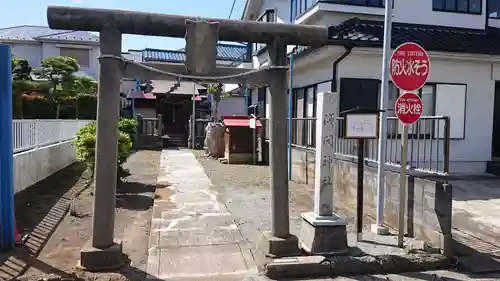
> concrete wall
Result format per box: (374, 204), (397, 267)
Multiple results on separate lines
(290, 147), (452, 253)
(290, 146), (316, 186)
(13, 141), (77, 193)
(333, 157), (452, 254)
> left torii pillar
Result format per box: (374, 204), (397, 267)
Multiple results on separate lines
(79, 26), (124, 270)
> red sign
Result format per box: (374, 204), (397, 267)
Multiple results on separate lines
(390, 42), (430, 91)
(395, 92), (423, 124)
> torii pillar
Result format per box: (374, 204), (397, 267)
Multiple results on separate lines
(46, 6), (329, 268)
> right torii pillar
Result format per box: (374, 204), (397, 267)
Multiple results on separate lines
(257, 40), (303, 257)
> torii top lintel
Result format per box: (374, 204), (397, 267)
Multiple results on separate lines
(46, 6), (328, 47)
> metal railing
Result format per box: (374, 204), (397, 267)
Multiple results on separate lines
(336, 116), (451, 176)
(260, 117), (317, 149)
(12, 119), (92, 154)
(259, 116), (451, 176)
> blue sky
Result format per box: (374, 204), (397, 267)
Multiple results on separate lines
(0, 0), (246, 51)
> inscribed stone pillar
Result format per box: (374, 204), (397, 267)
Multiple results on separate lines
(299, 91), (348, 255)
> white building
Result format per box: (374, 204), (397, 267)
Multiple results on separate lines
(239, 0), (500, 175)
(0, 25), (100, 79)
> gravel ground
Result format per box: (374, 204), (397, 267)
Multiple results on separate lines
(193, 151), (500, 281)
(193, 150), (367, 252)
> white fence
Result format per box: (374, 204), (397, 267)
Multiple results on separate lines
(12, 120), (92, 153)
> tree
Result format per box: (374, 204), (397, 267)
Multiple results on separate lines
(61, 75), (97, 118)
(33, 56), (80, 118)
(207, 83), (229, 121)
(11, 57), (34, 118)
(73, 76), (98, 94)
(12, 57), (32, 81)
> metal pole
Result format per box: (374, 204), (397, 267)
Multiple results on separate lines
(398, 124), (409, 247)
(0, 44), (15, 250)
(288, 53), (294, 180)
(375, 0), (393, 234)
(191, 84), (196, 149)
(356, 138), (365, 242)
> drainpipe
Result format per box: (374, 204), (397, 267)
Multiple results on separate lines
(133, 79), (140, 118)
(330, 46), (352, 92)
(244, 86), (249, 115)
(288, 52), (294, 180)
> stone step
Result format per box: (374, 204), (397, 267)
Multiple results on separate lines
(147, 272), (266, 281)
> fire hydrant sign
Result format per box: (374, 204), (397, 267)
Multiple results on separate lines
(390, 42), (430, 91)
(395, 92), (423, 124)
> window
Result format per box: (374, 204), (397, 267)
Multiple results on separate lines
(488, 0), (500, 18)
(291, 0), (297, 21)
(386, 84), (436, 137)
(293, 0), (385, 19)
(253, 10), (276, 54)
(433, 0), (482, 14)
(59, 47), (90, 67)
(294, 0), (314, 19)
(386, 83), (466, 139)
(290, 84), (317, 147)
(322, 0), (384, 7)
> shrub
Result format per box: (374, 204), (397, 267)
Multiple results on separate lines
(118, 117), (138, 144)
(73, 121), (134, 182)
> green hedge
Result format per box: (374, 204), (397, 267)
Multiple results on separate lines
(14, 94), (97, 119)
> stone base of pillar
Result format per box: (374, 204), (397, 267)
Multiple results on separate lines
(78, 239), (125, 271)
(299, 212), (349, 255)
(257, 231), (301, 258)
(371, 224), (390, 235)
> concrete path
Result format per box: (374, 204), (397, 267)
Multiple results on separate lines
(146, 149), (260, 281)
(450, 175), (500, 256)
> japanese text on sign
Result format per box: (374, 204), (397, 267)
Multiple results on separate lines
(391, 56), (429, 77)
(395, 92), (423, 124)
(396, 97), (422, 116)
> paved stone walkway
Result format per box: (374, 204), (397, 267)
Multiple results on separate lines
(450, 175), (500, 256)
(146, 149), (260, 281)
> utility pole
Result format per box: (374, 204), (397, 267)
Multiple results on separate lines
(374, 0), (393, 235)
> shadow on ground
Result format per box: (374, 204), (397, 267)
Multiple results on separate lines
(0, 163), (88, 281)
(115, 180), (168, 211)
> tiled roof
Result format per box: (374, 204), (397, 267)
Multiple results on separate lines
(143, 43), (250, 62)
(327, 18), (500, 55)
(0, 25), (98, 43)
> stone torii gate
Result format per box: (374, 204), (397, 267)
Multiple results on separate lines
(47, 6), (328, 269)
